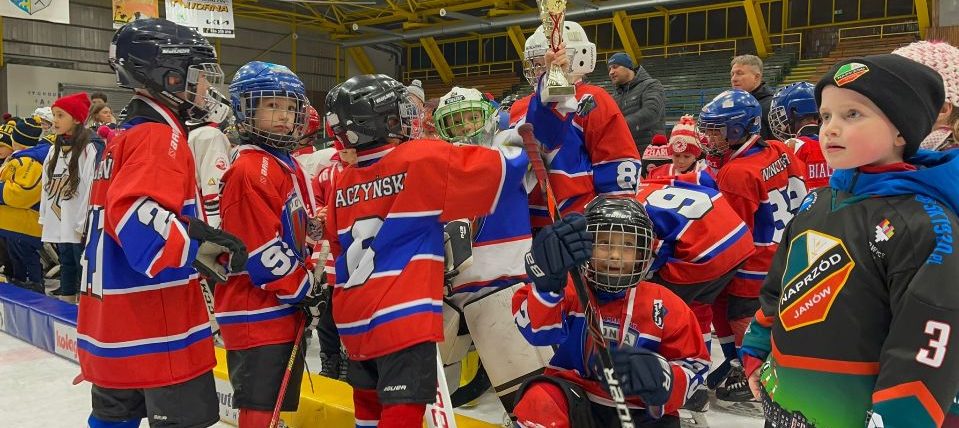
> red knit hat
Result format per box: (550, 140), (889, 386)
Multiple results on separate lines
(668, 115), (703, 157)
(52, 92), (92, 124)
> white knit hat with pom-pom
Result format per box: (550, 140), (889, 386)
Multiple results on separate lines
(893, 40), (959, 107)
(668, 115), (702, 157)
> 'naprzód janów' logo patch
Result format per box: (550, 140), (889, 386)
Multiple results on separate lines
(834, 62), (869, 86)
(779, 230), (855, 331)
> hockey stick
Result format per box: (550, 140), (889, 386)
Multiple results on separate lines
(426, 344), (459, 428)
(518, 123), (642, 427)
(269, 313), (307, 428)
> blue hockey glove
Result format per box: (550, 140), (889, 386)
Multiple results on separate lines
(612, 345), (674, 407)
(525, 213), (593, 293)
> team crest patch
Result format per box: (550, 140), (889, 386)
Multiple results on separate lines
(779, 230), (855, 331)
(798, 191), (818, 213)
(874, 219), (895, 242)
(834, 62), (869, 86)
(652, 299), (666, 329)
(10, 0), (51, 15)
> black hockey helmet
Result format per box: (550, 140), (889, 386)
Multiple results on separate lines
(324, 74), (420, 150)
(583, 195), (655, 293)
(110, 18), (229, 123)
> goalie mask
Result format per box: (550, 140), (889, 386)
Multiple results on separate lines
(434, 87), (497, 146)
(583, 196), (655, 294)
(229, 61), (310, 151)
(110, 18), (230, 124)
(523, 20), (597, 87)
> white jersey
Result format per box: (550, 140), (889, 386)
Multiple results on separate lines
(292, 147), (336, 180)
(188, 125), (231, 228)
(39, 144), (98, 243)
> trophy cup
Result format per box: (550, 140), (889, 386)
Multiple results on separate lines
(538, 0), (576, 102)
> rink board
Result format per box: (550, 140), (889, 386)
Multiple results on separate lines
(0, 284), (497, 428)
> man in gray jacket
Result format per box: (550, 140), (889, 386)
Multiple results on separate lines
(608, 52), (665, 153)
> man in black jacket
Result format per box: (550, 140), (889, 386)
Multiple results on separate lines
(730, 54), (775, 140)
(609, 52), (665, 154)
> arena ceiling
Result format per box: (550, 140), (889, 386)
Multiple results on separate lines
(231, 0), (711, 45)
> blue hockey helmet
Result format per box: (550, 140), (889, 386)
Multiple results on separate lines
(110, 18), (228, 123)
(324, 74), (420, 150)
(769, 82), (819, 141)
(697, 89), (762, 156)
(229, 61), (310, 151)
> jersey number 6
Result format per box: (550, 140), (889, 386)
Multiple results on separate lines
(344, 217), (384, 288)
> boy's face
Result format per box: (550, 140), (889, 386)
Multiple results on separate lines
(819, 86), (905, 169)
(253, 96), (299, 135)
(51, 106), (79, 135)
(592, 229), (640, 277)
(444, 109), (485, 138)
(672, 153), (697, 171)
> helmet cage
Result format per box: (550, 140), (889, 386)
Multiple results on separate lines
(584, 222), (654, 293)
(434, 99), (496, 145)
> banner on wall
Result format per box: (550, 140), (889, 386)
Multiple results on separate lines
(112, 0), (158, 28)
(0, 0), (70, 24)
(165, 0), (235, 38)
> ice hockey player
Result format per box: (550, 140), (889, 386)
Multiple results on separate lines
(323, 74), (530, 427)
(512, 197), (709, 427)
(78, 18), (246, 428)
(510, 20), (641, 228)
(696, 89), (807, 405)
(187, 103), (232, 228)
(769, 82), (831, 189)
(647, 115), (706, 179)
(432, 86), (553, 412)
(741, 54), (959, 428)
(216, 60), (324, 427)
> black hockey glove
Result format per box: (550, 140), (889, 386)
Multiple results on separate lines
(611, 345), (674, 407)
(296, 277), (329, 331)
(185, 216), (248, 284)
(525, 213), (592, 293)
(443, 219), (474, 293)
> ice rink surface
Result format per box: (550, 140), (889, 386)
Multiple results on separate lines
(0, 332), (761, 427)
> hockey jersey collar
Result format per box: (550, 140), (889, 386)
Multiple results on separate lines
(118, 95), (183, 131)
(830, 149), (959, 214)
(355, 143), (396, 167)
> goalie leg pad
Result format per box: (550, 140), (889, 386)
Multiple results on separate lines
(464, 282), (554, 412)
(440, 298), (472, 366)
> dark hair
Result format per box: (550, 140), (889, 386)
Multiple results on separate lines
(87, 103), (113, 127)
(90, 92), (108, 103)
(45, 123), (92, 200)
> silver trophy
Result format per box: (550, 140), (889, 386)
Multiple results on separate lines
(538, 0), (576, 102)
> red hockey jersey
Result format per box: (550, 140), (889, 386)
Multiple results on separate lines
(511, 83), (641, 228)
(713, 137), (807, 298)
(789, 135), (832, 190)
(512, 281), (709, 414)
(327, 139), (529, 360)
(77, 95), (214, 389)
(215, 145), (317, 350)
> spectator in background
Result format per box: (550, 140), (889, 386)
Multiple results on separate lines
(640, 133), (670, 177)
(40, 92), (96, 304)
(648, 115), (705, 178)
(893, 40), (959, 151)
(0, 117), (51, 293)
(90, 92), (108, 106)
(730, 54), (774, 140)
(87, 103), (116, 131)
(609, 52), (665, 153)
(33, 107), (55, 139)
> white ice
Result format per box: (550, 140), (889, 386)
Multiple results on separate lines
(0, 332), (762, 427)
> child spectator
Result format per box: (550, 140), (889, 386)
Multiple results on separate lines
(648, 115), (704, 178)
(39, 92), (96, 304)
(893, 40), (959, 151)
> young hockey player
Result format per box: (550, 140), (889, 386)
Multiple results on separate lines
(512, 197), (709, 427)
(740, 54), (959, 428)
(0, 116), (49, 293)
(78, 18), (245, 428)
(432, 86), (553, 412)
(323, 74), (530, 427)
(40, 92), (98, 304)
(648, 115), (705, 179)
(216, 61), (324, 427)
(511, 20), (641, 228)
(696, 89), (807, 405)
(769, 82), (831, 189)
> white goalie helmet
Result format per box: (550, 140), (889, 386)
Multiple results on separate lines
(523, 20), (597, 87)
(434, 86), (498, 146)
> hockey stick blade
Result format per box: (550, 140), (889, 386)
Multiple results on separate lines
(517, 123), (643, 427)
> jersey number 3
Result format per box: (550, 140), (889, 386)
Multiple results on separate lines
(916, 320), (950, 368)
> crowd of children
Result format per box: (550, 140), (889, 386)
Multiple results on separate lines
(2, 15), (959, 428)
